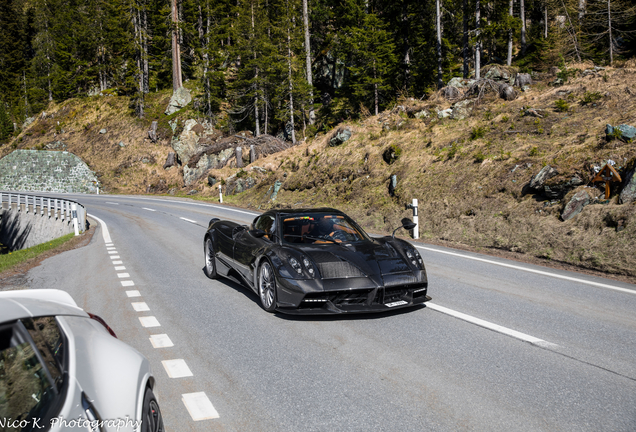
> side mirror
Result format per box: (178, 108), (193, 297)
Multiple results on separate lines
(250, 229), (266, 238)
(392, 218), (416, 238)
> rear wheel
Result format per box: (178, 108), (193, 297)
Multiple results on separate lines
(204, 237), (217, 279)
(142, 387), (164, 432)
(258, 261), (277, 312)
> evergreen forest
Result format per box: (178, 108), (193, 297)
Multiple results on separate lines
(1, 0), (634, 142)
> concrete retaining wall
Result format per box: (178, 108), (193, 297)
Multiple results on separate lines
(0, 199), (86, 252)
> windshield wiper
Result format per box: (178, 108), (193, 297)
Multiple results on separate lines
(283, 234), (337, 244)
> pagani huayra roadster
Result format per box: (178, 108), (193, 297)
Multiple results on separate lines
(203, 208), (430, 314)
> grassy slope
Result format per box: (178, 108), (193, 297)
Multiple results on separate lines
(2, 62), (636, 279)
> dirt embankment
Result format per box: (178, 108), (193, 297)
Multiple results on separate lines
(2, 61), (636, 282)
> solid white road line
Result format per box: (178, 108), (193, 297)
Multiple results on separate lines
(114, 266), (126, 271)
(126, 290), (141, 297)
(416, 245), (635, 295)
(121, 280), (135, 287)
(182, 392), (220, 421)
(117, 273), (130, 278)
(139, 316), (161, 327)
(426, 302), (557, 348)
(149, 334), (174, 348)
(162, 359), (193, 378)
(131, 302), (150, 312)
(88, 214), (112, 244)
(180, 217), (197, 224)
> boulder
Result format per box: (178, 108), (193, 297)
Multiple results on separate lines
(329, 127), (352, 147)
(182, 147), (234, 186)
(483, 65), (513, 83)
(499, 83), (517, 101)
(270, 180), (283, 201)
(530, 165), (558, 190)
(619, 167), (636, 204)
(447, 77), (476, 89)
(605, 124), (636, 142)
(225, 175), (256, 195)
(437, 108), (452, 119)
(389, 175), (397, 196)
(514, 73), (532, 88)
(414, 110), (429, 119)
(165, 87), (192, 115)
(441, 86), (461, 100)
(450, 99), (473, 120)
(561, 190), (591, 221)
(171, 119), (201, 165)
(543, 176), (584, 199)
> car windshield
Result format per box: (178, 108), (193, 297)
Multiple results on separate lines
(281, 213), (369, 244)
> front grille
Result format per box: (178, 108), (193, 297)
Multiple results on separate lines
(317, 261), (366, 279)
(383, 287), (408, 303)
(301, 289), (373, 308)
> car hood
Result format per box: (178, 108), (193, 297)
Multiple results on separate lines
(296, 238), (413, 281)
(0, 289), (88, 322)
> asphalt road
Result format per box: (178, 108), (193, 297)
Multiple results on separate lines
(19, 194), (636, 431)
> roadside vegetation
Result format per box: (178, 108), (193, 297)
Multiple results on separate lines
(0, 233), (74, 273)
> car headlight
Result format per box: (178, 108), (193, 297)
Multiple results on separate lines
(405, 248), (424, 269)
(302, 257), (316, 277)
(288, 256), (303, 275)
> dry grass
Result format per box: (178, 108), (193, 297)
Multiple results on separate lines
(2, 64), (636, 280)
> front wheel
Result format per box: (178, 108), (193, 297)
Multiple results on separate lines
(204, 237), (217, 279)
(141, 387), (164, 432)
(258, 261), (277, 312)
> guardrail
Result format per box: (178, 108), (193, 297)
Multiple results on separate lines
(0, 192), (86, 235)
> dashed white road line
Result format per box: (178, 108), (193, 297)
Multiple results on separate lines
(121, 280), (135, 287)
(115, 266), (126, 271)
(182, 392), (220, 421)
(117, 273), (131, 278)
(131, 302), (150, 312)
(180, 217), (197, 224)
(142, 208), (156, 212)
(105, 202), (119, 205)
(110, 255), (121, 259)
(426, 302), (557, 348)
(126, 290), (141, 298)
(108, 251), (117, 255)
(149, 334), (174, 348)
(139, 316), (161, 327)
(162, 359), (193, 378)
(112, 260), (123, 265)
(415, 245), (635, 295)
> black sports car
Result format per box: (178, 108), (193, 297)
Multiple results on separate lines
(203, 208), (430, 314)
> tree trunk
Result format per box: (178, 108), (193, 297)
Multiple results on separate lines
(142, 3), (149, 93)
(475, 0), (481, 79)
(252, 1), (260, 136)
(578, 0), (586, 24)
(520, 0), (526, 55)
(373, 60), (379, 115)
(436, 0), (443, 89)
(544, 2), (548, 38)
(287, 27), (296, 144)
(171, 0), (183, 90)
(463, 0), (469, 78)
(507, 0), (513, 65)
(302, 0), (315, 125)
(608, 0), (612, 66)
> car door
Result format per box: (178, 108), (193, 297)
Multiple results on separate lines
(215, 222), (236, 273)
(233, 227), (268, 286)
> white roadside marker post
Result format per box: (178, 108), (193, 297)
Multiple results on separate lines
(412, 198), (419, 239)
(71, 203), (79, 236)
(218, 184), (223, 203)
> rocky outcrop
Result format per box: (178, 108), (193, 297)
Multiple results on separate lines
(165, 87), (192, 115)
(329, 127), (352, 147)
(529, 165), (558, 190)
(605, 124), (636, 142)
(619, 166), (636, 204)
(171, 119), (202, 165)
(183, 148), (234, 186)
(450, 99), (473, 120)
(225, 174), (256, 195)
(561, 190), (592, 221)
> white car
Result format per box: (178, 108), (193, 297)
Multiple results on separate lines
(0, 289), (163, 432)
